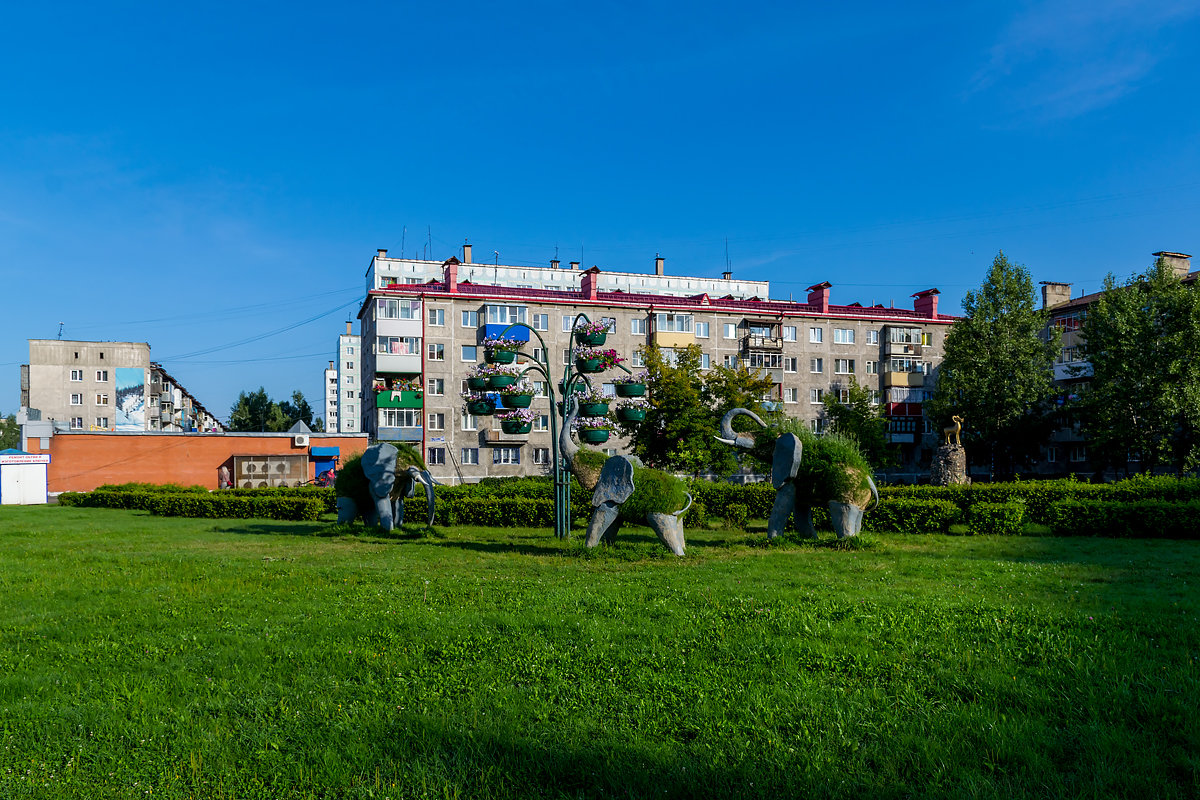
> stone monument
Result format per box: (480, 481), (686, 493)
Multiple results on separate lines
(930, 415), (968, 486)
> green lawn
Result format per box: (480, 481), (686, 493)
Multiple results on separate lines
(1, 506), (1197, 799)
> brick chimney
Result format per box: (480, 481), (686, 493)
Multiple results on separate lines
(376, 249), (387, 259)
(551, 259), (560, 270)
(442, 256), (461, 293)
(1153, 251), (1192, 278)
(345, 321), (353, 335)
(328, 360), (334, 370)
(912, 288), (940, 318)
(1040, 281), (1071, 309)
(722, 271), (732, 280)
(806, 281), (831, 313)
(655, 254), (665, 276)
(569, 260), (580, 270)
(463, 243), (472, 264)
(581, 266), (601, 300)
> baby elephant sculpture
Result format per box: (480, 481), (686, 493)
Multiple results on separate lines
(716, 408), (878, 539)
(560, 402), (692, 555)
(335, 442), (435, 532)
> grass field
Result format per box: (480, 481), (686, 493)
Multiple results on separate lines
(1, 506), (1197, 799)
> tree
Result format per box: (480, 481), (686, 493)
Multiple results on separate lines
(229, 388), (319, 432)
(1078, 257), (1200, 474)
(279, 391), (316, 430)
(0, 413), (19, 450)
(926, 251), (1060, 477)
(822, 378), (895, 470)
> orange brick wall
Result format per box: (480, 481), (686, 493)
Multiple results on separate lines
(25, 432), (370, 493)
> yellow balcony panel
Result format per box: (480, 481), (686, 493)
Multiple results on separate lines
(883, 371), (925, 388)
(651, 330), (695, 348)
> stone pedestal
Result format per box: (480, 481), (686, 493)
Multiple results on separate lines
(931, 444), (968, 486)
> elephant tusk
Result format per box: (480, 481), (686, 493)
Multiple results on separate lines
(713, 437), (737, 446)
(672, 492), (693, 518)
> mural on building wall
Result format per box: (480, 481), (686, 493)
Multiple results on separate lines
(115, 368), (146, 431)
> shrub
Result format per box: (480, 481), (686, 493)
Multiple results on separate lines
(682, 499), (706, 528)
(865, 499), (961, 534)
(1046, 500), (1200, 538)
(969, 502), (1026, 536)
(723, 503), (749, 530)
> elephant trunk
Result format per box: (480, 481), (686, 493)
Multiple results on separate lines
(406, 467), (437, 526)
(716, 408), (766, 449)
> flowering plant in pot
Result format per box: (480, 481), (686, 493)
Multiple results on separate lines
(613, 370), (648, 397)
(495, 379), (535, 408)
(497, 407), (535, 434)
(573, 319), (610, 346)
(483, 336), (523, 364)
(575, 347), (624, 373)
(572, 414), (615, 443)
(465, 364), (494, 390)
(486, 363), (523, 388)
(615, 397), (650, 422)
(577, 386), (611, 417)
(462, 391), (496, 416)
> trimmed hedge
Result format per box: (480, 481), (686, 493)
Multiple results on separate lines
(57, 488), (324, 520)
(1046, 500), (1200, 538)
(968, 502), (1026, 536)
(865, 499), (961, 534)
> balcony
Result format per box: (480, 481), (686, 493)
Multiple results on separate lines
(482, 324), (531, 343)
(374, 317), (422, 338)
(883, 371), (926, 388)
(376, 352), (422, 374)
(376, 390), (424, 409)
(1053, 362), (1092, 381)
(883, 341), (923, 357)
(482, 429), (529, 446)
(378, 426), (423, 442)
(742, 334), (783, 352)
(650, 330), (694, 348)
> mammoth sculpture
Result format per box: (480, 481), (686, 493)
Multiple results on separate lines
(560, 401), (692, 555)
(716, 408), (878, 539)
(334, 442), (435, 532)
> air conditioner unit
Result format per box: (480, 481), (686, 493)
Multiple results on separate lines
(293, 434), (309, 447)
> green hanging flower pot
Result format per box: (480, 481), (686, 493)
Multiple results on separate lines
(614, 383), (646, 397)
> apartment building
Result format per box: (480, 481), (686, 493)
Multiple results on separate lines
(1038, 250), (1195, 473)
(20, 339), (223, 433)
(357, 259), (954, 483)
(335, 322), (361, 432)
(324, 360), (339, 432)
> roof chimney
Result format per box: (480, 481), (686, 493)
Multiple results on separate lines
(443, 256), (460, 293)
(463, 243), (472, 264)
(569, 260), (580, 270)
(1153, 250), (1192, 278)
(722, 271), (732, 280)
(345, 321), (353, 335)
(377, 249), (388, 259)
(806, 281), (831, 313)
(655, 254), (664, 276)
(1039, 281), (1072, 309)
(912, 288), (940, 318)
(551, 259), (560, 270)
(328, 360), (334, 370)
(581, 266), (602, 300)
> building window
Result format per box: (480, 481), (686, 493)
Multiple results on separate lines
(532, 347), (545, 362)
(655, 313), (693, 333)
(380, 409), (420, 427)
(376, 298), (421, 320)
(462, 413), (478, 431)
(345, 346), (355, 355)
(837, 387), (850, 403)
(783, 326), (797, 342)
(810, 418), (825, 433)
(865, 360), (879, 375)
(534, 448), (551, 465)
(70, 370), (83, 381)
(724, 354), (739, 368)
(695, 322), (709, 338)
(1047, 446), (1059, 464)
(784, 357), (797, 373)
(345, 361), (354, 370)
(631, 318), (647, 335)
(461, 448), (480, 465)
(70, 393), (83, 405)
(377, 336), (420, 355)
(70, 417), (84, 429)
(784, 388), (798, 403)
(723, 323), (737, 339)
(533, 381), (548, 397)
(493, 447), (521, 465)
(631, 350), (645, 367)
(810, 388), (824, 404)
(533, 414), (550, 431)
(462, 345), (478, 362)
(810, 358), (823, 374)
(602, 317), (617, 332)
(834, 359), (855, 375)
(810, 327), (823, 343)
(486, 305), (526, 325)
(562, 315), (574, 332)
(427, 378), (444, 396)
(95, 417), (109, 428)
(834, 328), (854, 344)
(922, 332), (934, 347)
(532, 313), (549, 331)
(345, 390), (355, 399)
(700, 353), (710, 369)
(428, 308), (445, 326)
(95, 393), (109, 405)
(428, 413), (445, 431)
(889, 327), (921, 344)
(95, 370), (108, 381)
(427, 447), (446, 466)
(563, 349), (573, 365)
(462, 310), (479, 327)
(428, 343), (445, 361)
(1070, 445), (1088, 463)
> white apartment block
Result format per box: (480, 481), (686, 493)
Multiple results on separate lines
(324, 360), (339, 432)
(357, 258), (954, 484)
(336, 323), (361, 433)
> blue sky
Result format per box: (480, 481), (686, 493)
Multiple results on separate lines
(3, 1), (1199, 423)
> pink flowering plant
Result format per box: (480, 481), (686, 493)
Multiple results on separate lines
(575, 348), (625, 369)
(496, 379), (535, 397)
(572, 415), (616, 432)
(617, 397), (650, 412)
(612, 370), (648, 385)
(488, 364), (523, 380)
(572, 319), (611, 336)
(482, 336), (523, 352)
(496, 408), (536, 424)
(578, 386), (610, 403)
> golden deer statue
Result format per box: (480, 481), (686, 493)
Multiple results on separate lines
(944, 415), (963, 447)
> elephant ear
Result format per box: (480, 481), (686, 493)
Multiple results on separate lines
(772, 433), (802, 489)
(361, 443), (400, 498)
(593, 456), (635, 508)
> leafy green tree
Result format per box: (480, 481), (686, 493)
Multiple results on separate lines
(0, 413), (20, 450)
(278, 391), (316, 430)
(926, 251), (1060, 477)
(1078, 257), (1200, 473)
(229, 388), (276, 432)
(822, 378), (895, 470)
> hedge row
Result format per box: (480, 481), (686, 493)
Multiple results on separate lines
(1045, 500), (1200, 539)
(58, 489), (324, 521)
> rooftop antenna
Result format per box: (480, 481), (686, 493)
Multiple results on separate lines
(400, 226), (406, 257)
(57, 322), (64, 339)
(494, 251), (500, 285)
(725, 238), (731, 271)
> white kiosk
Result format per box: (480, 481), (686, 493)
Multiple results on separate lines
(0, 450), (50, 505)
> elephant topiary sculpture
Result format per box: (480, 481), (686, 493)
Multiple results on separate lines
(334, 442), (435, 532)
